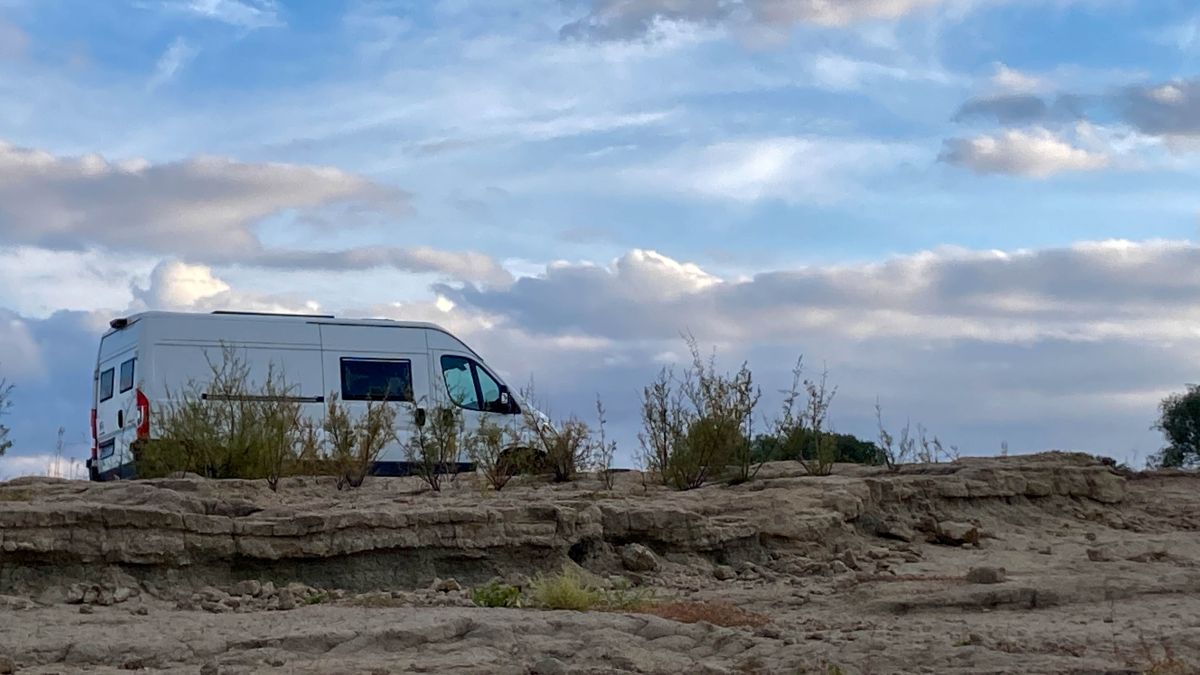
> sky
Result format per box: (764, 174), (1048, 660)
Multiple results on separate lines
(1, 0), (1199, 477)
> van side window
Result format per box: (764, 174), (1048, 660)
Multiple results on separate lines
(474, 366), (509, 414)
(119, 358), (136, 393)
(441, 356), (479, 410)
(340, 358), (413, 402)
(99, 369), (114, 402)
(439, 355), (516, 414)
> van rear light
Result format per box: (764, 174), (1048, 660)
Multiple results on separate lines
(90, 408), (98, 459)
(136, 389), (150, 440)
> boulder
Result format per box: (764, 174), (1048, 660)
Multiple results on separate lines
(965, 567), (1006, 584)
(619, 543), (659, 572)
(936, 521), (980, 546)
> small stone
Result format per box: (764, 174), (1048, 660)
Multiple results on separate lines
(113, 587), (135, 604)
(619, 543), (660, 573)
(1087, 547), (1114, 562)
(714, 565), (736, 581)
(936, 521), (980, 546)
(131, 606), (150, 616)
(79, 605), (94, 615)
(200, 662), (219, 675)
(435, 578), (462, 593)
(839, 550), (859, 570)
(529, 657), (568, 675)
(260, 581), (277, 598)
(65, 583), (87, 604)
(1037, 546), (1052, 555)
(829, 560), (852, 575)
(222, 596), (240, 609)
(82, 586), (99, 605)
(233, 580), (261, 597)
(268, 657), (286, 667)
(276, 588), (296, 611)
(965, 567), (1006, 584)
(755, 625), (782, 639)
(0, 655), (13, 674)
(201, 601), (230, 613)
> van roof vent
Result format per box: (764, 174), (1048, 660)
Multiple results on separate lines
(109, 317), (130, 329)
(211, 310), (336, 319)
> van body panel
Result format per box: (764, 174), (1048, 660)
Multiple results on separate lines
(87, 311), (523, 480)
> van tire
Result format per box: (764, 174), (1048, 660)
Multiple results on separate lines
(498, 446), (548, 476)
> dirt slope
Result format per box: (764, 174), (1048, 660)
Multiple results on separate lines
(1, 453), (1197, 674)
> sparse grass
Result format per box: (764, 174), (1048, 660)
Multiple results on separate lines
(471, 580), (523, 608)
(303, 591), (329, 605)
(529, 565), (603, 610)
(0, 487), (32, 502)
(632, 600), (769, 628)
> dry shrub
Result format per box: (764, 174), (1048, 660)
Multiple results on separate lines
(466, 414), (520, 491)
(638, 336), (760, 490)
(0, 369), (12, 456)
(635, 601), (769, 628)
(323, 393), (397, 489)
(774, 358), (839, 476)
(404, 402), (465, 492)
(592, 398), (617, 489)
(139, 346), (306, 484)
(521, 382), (592, 482)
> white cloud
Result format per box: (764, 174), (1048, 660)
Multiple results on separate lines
(173, 0), (281, 29)
(625, 136), (920, 202)
(149, 37), (198, 89)
(939, 127), (1109, 177)
(562, 0), (946, 40)
(0, 140), (404, 256)
(446, 241), (1200, 346)
(130, 259), (321, 314)
(990, 63), (1044, 94)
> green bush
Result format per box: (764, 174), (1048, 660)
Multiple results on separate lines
(1152, 385), (1200, 469)
(471, 580), (523, 608)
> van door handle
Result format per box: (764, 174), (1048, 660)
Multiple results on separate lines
(117, 410), (124, 429)
(415, 408), (426, 427)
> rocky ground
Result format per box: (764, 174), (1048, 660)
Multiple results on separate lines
(1, 453), (1198, 674)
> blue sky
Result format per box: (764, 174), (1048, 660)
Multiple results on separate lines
(1, 0), (1199, 476)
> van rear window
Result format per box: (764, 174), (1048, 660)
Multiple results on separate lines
(119, 358), (135, 393)
(99, 439), (115, 459)
(99, 369), (114, 402)
(340, 358), (413, 402)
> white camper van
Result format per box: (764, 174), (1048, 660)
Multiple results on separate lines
(86, 310), (526, 481)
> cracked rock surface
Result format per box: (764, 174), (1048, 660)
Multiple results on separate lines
(2, 452), (1198, 673)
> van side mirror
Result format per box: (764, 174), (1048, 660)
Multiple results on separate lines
(498, 385), (516, 414)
